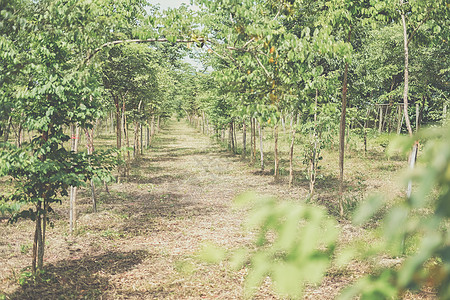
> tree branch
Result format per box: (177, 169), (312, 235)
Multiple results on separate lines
(253, 53), (271, 79)
(85, 37), (209, 63)
(407, 10), (431, 46)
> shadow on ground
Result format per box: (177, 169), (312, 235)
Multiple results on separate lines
(8, 250), (148, 300)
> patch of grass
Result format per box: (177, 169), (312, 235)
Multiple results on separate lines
(175, 259), (196, 275)
(101, 229), (124, 240)
(20, 243), (32, 255)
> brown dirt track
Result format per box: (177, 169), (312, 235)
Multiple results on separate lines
(0, 120), (435, 299)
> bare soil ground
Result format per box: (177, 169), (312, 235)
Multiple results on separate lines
(0, 120), (435, 299)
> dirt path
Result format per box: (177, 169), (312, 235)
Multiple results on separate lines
(1, 120), (352, 299)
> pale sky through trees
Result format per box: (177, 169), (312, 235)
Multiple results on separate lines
(148, 0), (198, 10)
(148, 0), (204, 71)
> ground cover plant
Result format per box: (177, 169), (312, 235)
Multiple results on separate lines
(0, 0), (449, 299)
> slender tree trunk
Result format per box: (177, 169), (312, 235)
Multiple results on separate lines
(364, 109), (369, 155)
(234, 121), (238, 153)
(443, 102), (448, 123)
(146, 122), (150, 148)
(242, 118), (247, 158)
(289, 127), (296, 188)
(406, 141), (419, 198)
(250, 118), (254, 162)
(397, 105), (403, 134)
(338, 28), (351, 218)
(310, 90), (319, 199)
(140, 123), (143, 155)
(69, 124), (80, 234)
(125, 122), (130, 176)
(17, 120), (23, 148)
(230, 122), (235, 153)
(274, 124), (279, 179)
(202, 111), (205, 134)
(157, 115), (160, 133)
(259, 121), (264, 171)
(84, 126), (96, 213)
(401, 0), (420, 200)
(33, 127), (50, 273)
(3, 115), (12, 142)
(115, 95), (121, 149)
(110, 110), (114, 134)
(252, 118), (257, 162)
(378, 106), (383, 133)
(401, 4), (413, 137)
(415, 102), (420, 132)
(151, 115), (155, 139)
(122, 99), (130, 177)
(133, 121), (138, 158)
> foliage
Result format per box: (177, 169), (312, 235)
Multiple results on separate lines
(200, 192), (338, 299)
(347, 127), (450, 299)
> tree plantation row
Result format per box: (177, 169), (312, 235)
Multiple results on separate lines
(0, 0), (449, 299)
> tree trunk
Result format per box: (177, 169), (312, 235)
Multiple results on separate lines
(309, 89), (319, 199)
(397, 105), (403, 134)
(242, 118), (247, 158)
(133, 121), (138, 158)
(415, 102), (420, 132)
(443, 102), (448, 123)
(110, 110), (114, 134)
(363, 108), (369, 155)
(151, 115), (155, 139)
(202, 111), (206, 134)
(122, 98), (130, 177)
(259, 121), (264, 171)
(32, 202), (44, 273)
(114, 95), (121, 149)
(69, 124), (80, 234)
(274, 124), (279, 179)
(230, 122), (235, 153)
(252, 118), (257, 162)
(406, 141), (419, 198)
(378, 106), (383, 133)
(157, 115), (160, 133)
(146, 122), (150, 148)
(401, 4), (413, 137)
(250, 118), (254, 162)
(125, 122), (130, 176)
(3, 115), (12, 142)
(234, 121), (238, 153)
(33, 128), (50, 273)
(289, 127), (296, 188)
(140, 123), (143, 155)
(17, 121), (23, 148)
(84, 126), (96, 213)
(338, 37), (351, 218)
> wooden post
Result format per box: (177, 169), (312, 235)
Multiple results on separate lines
(69, 124), (80, 234)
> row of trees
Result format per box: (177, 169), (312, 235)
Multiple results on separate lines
(176, 0), (449, 214)
(0, 0), (190, 273)
(0, 1), (449, 298)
